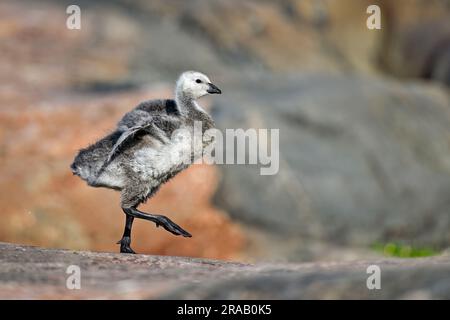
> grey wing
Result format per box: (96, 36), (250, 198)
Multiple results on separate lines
(103, 99), (180, 166)
(109, 100), (166, 162)
(117, 109), (153, 131)
(106, 122), (168, 164)
(117, 99), (173, 131)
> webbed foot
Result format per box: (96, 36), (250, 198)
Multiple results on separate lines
(117, 236), (136, 254)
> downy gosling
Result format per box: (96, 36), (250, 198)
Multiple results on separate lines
(71, 71), (221, 254)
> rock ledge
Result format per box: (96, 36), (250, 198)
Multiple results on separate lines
(1, 242), (449, 299)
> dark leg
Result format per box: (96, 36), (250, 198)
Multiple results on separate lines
(117, 215), (136, 254)
(122, 207), (192, 238)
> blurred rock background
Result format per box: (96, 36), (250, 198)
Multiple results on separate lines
(0, 0), (449, 262)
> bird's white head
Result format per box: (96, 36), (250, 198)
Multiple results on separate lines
(176, 71), (222, 100)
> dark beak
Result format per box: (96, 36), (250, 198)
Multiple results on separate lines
(207, 83), (222, 94)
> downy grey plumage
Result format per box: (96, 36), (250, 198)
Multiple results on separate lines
(71, 71), (221, 253)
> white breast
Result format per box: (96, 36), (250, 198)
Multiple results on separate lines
(130, 129), (196, 180)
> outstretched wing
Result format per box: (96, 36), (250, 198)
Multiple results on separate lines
(117, 99), (178, 131)
(99, 99), (181, 171)
(106, 122), (168, 164)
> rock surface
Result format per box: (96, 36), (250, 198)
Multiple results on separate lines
(213, 73), (450, 260)
(1, 242), (449, 299)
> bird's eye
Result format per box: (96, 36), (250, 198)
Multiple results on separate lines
(195, 79), (202, 84)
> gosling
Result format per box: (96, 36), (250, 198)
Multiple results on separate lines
(71, 71), (221, 254)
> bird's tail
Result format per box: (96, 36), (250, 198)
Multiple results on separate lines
(70, 131), (122, 186)
(70, 150), (96, 184)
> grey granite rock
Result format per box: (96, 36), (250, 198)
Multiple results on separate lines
(212, 74), (450, 260)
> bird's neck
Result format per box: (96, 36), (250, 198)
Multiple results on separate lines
(175, 90), (206, 116)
